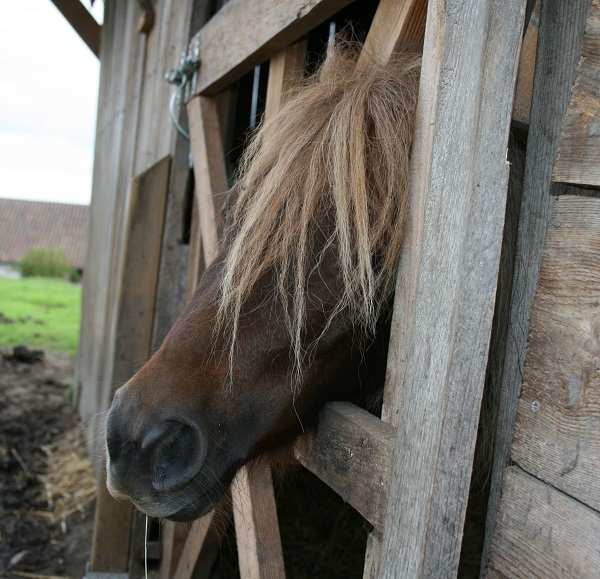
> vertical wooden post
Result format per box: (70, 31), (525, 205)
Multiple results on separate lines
(187, 96), (229, 266)
(90, 156), (171, 573)
(356, 1), (428, 576)
(482, 0), (592, 570)
(377, 0), (526, 575)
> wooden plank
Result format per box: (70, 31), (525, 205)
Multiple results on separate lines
(185, 191), (205, 301)
(359, 0), (427, 65)
(76, 0), (139, 472)
(231, 461), (286, 579)
(90, 473), (134, 573)
(109, 157), (171, 385)
(357, 2), (428, 574)
(554, 1), (600, 186)
(510, 196), (600, 510)
(187, 96), (229, 265)
(482, 0), (592, 569)
(487, 466), (600, 578)
(265, 39), (307, 113)
(90, 156), (171, 573)
(173, 512), (215, 579)
(190, 0), (356, 95)
(50, 0), (101, 58)
(377, 0), (527, 576)
(150, 0), (214, 352)
(159, 522), (186, 579)
(512, 2), (538, 124)
(294, 402), (395, 530)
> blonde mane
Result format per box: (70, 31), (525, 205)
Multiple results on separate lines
(218, 45), (421, 377)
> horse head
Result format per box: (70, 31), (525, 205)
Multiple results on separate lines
(105, 47), (420, 521)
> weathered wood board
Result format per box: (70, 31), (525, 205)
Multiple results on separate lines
(483, 0), (592, 567)
(190, 0), (356, 95)
(187, 96), (229, 265)
(511, 196), (600, 510)
(173, 512), (215, 579)
(294, 402), (395, 531)
(554, 1), (600, 186)
(90, 156), (171, 574)
(512, 3), (538, 124)
(359, 0), (427, 63)
(77, 0), (139, 468)
(377, 0), (526, 575)
(487, 466), (600, 578)
(149, 0), (215, 348)
(231, 462), (286, 579)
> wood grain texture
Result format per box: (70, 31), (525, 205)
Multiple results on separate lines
(159, 522), (189, 579)
(554, 1), (600, 186)
(487, 466), (600, 578)
(378, 0), (526, 576)
(90, 471), (133, 573)
(187, 95), (229, 266)
(151, 0), (214, 350)
(359, 0), (427, 65)
(265, 39), (307, 113)
(294, 402), (395, 530)
(90, 156), (171, 573)
(173, 512), (215, 579)
(358, 2), (428, 573)
(110, 157), (171, 386)
(231, 462), (286, 579)
(510, 196), (600, 510)
(512, 5), (538, 124)
(482, 0), (592, 569)
(190, 0), (355, 95)
(185, 191), (205, 301)
(132, 0), (197, 175)
(76, 0), (139, 470)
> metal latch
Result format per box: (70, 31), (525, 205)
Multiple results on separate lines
(165, 47), (200, 140)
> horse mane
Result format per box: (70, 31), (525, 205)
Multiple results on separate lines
(218, 44), (421, 378)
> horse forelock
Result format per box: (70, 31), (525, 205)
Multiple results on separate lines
(216, 44), (421, 379)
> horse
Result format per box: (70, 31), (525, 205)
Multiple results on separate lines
(105, 45), (421, 522)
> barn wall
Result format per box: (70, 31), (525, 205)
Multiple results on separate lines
(487, 196), (600, 576)
(485, 0), (600, 575)
(75, 0), (211, 465)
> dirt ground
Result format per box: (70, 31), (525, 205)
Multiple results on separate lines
(0, 345), (371, 579)
(0, 347), (96, 579)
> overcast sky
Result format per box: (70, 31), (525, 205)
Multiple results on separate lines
(0, 0), (102, 206)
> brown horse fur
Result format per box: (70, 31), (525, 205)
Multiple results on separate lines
(105, 45), (421, 522)
(219, 45), (420, 382)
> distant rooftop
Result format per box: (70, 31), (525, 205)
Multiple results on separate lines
(0, 198), (88, 269)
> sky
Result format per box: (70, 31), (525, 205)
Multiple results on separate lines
(0, 0), (103, 206)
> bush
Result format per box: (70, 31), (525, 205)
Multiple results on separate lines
(20, 248), (70, 279)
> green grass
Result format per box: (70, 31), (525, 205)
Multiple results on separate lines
(0, 276), (81, 355)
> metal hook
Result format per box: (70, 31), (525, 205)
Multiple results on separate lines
(165, 51), (200, 141)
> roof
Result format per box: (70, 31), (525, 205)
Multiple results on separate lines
(0, 198), (89, 268)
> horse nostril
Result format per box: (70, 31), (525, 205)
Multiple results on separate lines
(142, 420), (207, 493)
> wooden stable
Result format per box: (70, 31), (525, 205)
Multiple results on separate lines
(73, 0), (600, 576)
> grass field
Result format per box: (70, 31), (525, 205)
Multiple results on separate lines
(0, 276), (81, 355)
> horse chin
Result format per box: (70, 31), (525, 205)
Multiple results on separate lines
(164, 462), (240, 522)
(113, 458), (241, 522)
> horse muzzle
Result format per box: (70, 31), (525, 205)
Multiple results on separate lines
(105, 387), (210, 518)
